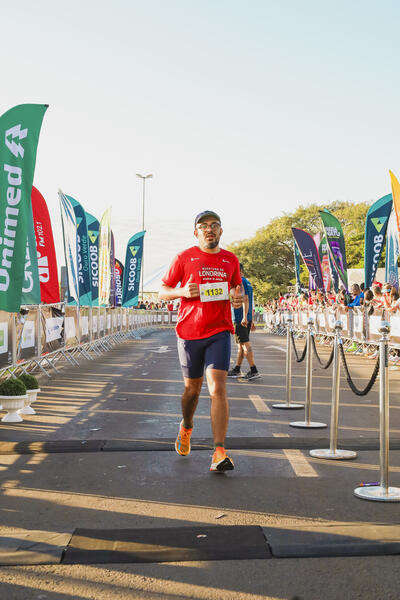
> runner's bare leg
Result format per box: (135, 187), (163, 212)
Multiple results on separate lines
(242, 341), (256, 368)
(205, 368), (229, 445)
(181, 377), (203, 428)
(235, 344), (244, 366)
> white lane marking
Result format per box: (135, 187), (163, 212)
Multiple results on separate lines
(151, 346), (170, 353)
(272, 433), (318, 477)
(248, 394), (270, 413)
(283, 449), (319, 478)
(265, 345), (286, 353)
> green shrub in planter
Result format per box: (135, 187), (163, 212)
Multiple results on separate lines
(17, 373), (39, 391)
(0, 378), (26, 396)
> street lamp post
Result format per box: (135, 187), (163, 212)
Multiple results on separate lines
(136, 173), (153, 302)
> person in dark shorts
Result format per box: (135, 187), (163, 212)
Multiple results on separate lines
(159, 210), (243, 472)
(228, 263), (260, 380)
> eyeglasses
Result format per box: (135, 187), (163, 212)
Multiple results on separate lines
(196, 222), (221, 231)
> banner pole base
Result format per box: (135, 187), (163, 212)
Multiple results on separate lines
(290, 421), (327, 429)
(310, 449), (357, 460)
(354, 486), (400, 502)
(272, 403), (304, 409)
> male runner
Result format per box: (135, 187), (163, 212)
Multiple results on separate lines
(159, 211), (243, 472)
(228, 263), (260, 380)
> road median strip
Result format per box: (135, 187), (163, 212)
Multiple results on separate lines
(2, 524), (400, 565)
(1, 437), (400, 455)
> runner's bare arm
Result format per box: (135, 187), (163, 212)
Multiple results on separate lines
(159, 275), (200, 301)
(241, 294), (249, 326)
(250, 303), (256, 330)
(230, 285), (244, 309)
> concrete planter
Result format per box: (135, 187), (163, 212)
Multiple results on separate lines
(19, 388), (40, 415)
(0, 395), (27, 422)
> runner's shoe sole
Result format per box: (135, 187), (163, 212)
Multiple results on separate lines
(240, 372), (261, 380)
(210, 456), (234, 472)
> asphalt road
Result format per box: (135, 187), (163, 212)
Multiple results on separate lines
(0, 326), (399, 600)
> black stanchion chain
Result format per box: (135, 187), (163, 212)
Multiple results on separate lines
(310, 334), (334, 370)
(339, 342), (380, 396)
(290, 331), (307, 363)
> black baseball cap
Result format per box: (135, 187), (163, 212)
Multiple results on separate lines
(194, 210), (221, 228)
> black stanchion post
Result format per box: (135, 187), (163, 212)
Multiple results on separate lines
(273, 314), (303, 410)
(310, 320), (357, 459)
(354, 321), (400, 501)
(290, 316), (327, 429)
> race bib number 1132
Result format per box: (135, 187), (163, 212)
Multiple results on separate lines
(199, 281), (229, 302)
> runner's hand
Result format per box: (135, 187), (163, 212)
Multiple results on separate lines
(231, 285), (244, 308)
(251, 321), (256, 332)
(183, 274), (200, 298)
(241, 318), (248, 326)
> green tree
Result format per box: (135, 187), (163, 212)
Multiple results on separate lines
(227, 200), (370, 302)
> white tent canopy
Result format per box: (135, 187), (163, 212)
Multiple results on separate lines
(143, 264), (168, 293)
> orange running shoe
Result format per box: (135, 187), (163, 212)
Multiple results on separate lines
(175, 420), (193, 456)
(210, 446), (234, 472)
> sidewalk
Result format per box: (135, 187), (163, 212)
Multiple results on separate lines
(0, 328), (399, 599)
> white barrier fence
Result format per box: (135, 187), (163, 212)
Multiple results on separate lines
(263, 306), (400, 347)
(1, 305), (178, 378)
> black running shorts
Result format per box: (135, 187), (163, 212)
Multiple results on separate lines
(177, 330), (231, 379)
(234, 322), (251, 344)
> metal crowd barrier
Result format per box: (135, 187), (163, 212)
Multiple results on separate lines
(266, 307), (400, 503)
(1, 305), (178, 380)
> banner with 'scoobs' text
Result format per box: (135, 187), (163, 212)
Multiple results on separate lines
(122, 231), (145, 307)
(68, 195), (92, 306)
(364, 193), (392, 289)
(86, 211), (100, 306)
(0, 103), (48, 312)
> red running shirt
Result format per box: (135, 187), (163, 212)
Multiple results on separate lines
(162, 246), (242, 340)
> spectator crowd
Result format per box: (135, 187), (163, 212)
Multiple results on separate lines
(264, 282), (400, 315)
(135, 300), (181, 311)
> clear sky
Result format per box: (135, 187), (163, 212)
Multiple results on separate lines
(1, 0), (400, 286)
